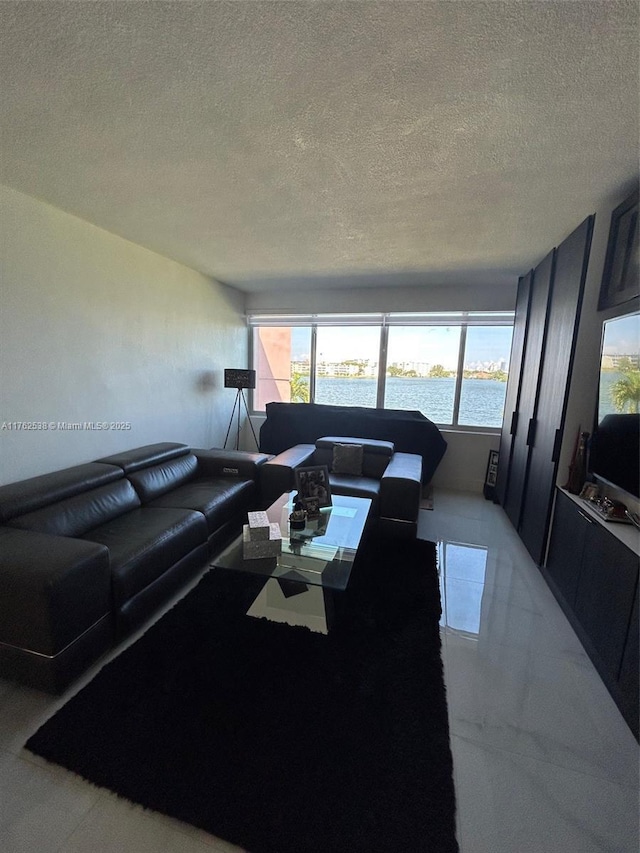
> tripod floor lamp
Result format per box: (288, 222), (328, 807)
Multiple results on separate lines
(223, 369), (259, 450)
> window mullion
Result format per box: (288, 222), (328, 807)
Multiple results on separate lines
(452, 325), (467, 427)
(309, 325), (317, 403)
(248, 327), (256, 412)
(376, 323), (388, 408)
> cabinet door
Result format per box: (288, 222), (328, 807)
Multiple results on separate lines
(519, 216), (594, 565)
(617, 586), (639, 739)
(502, 250), (554, 530)
(545, 491), (587, 607)
(495, 271), (532, 507)
(574, 522), (639, 679)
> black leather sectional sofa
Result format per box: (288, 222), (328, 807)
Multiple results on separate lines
(0, 443), (269, 693)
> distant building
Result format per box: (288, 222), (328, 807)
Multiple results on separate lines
(602, 354), (639, 370)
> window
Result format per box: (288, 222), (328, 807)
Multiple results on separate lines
(458, 326), (513, 428)
(316, 326), (381, 408)
(249, 313), (514, 430)
(385, 325), (461, 423)
(253, 326), (312, 411)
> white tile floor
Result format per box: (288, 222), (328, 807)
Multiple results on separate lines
(0, 490), (638, 852)
(420, 490), (639, 853)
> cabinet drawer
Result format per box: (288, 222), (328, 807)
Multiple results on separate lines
(546, 490), (588, 607)
(617, 588), (639, 739)
(545, 490), (639, 739)
(574, 521), (638, 678)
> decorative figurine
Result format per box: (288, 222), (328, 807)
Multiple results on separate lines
(565, 429), (589, 495)
(304, 497), (321, 519)
(289, 492), (307, 530)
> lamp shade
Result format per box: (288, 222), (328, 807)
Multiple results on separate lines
(224, 368), (256, 389)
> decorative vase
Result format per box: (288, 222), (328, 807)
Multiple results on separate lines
(565, 430), (589, 495)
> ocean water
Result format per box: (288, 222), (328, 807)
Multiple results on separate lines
(311, 376), (507, 428)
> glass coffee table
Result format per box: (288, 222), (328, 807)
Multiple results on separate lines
(210, 492), (372, 633)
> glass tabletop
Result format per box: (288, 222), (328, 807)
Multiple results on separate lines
(210, 492), (372, 591)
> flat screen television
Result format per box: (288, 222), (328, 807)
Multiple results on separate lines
(589, 311), (640, 499)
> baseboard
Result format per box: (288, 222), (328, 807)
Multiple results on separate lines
(432, 476), (485, 493)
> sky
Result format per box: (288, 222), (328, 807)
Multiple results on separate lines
(601, 312), (639, 357)
(291, 325), (513, 369)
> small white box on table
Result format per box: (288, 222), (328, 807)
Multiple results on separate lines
(247, 510), (271, 541)
(242, 522), (282, 559)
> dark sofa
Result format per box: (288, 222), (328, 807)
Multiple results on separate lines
(261, 435), (423, 538)
(0, 443), (270, 693)
(259, 402), (447, 484)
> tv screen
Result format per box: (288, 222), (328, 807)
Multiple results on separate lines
(590, 311), (640, 498)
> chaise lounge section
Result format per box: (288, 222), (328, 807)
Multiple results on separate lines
(259, 401), (447, 484)
(0, 443), (270, 693)
(261, 435), (423, 539)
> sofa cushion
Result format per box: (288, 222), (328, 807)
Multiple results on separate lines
(147, 478), (255, 535)
(8, 480), (141, 538)
(193, 449), (273, 479)
(83, 507), (207, 606)
(328, 474), (380, 512)
(331, 443), (364, 476)
(316, 436), (395, 456)
(127, 454), (199, 503)
(315, 436), (394, 480)
(0, 462), (123, 523)
(96, 443), (190, 474)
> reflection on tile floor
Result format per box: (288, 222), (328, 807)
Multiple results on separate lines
(0, 490), (638, 852)
(420, 490), (639, 853)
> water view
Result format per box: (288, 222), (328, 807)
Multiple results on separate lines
(313, 376), (507, 428)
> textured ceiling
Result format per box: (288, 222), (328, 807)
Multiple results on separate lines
(1, 1), (638, 293)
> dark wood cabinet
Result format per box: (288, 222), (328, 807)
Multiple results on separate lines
(618, 588), (639, 736)
(501, 251), (554, 530)
(498, 207), (638, 738)
(519, 216), (594, 565)
(495, 270), (532, 507)
(546, 489), (588, 607)
(573, 518), (638, 678)
(497, 216), (594, 565)
(544, 490), (639, 739)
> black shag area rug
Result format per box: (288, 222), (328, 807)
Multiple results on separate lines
(26, 534), (458, 853)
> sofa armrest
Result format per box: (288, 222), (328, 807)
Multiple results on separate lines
(380, 452), (423, 524)
(0, 526), (111, 656)
(192, 448), (272, 481)
(260, 444), (316, 506)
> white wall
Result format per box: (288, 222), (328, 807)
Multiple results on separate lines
(246, 281), (517, 315)
(0, 185), (247, 485)
(432, 429), (499, 493)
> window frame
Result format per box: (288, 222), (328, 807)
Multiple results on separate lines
(247, 312), (514, 433)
